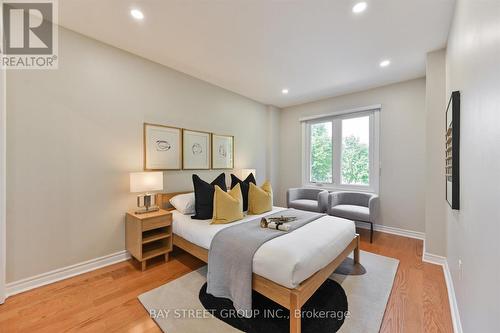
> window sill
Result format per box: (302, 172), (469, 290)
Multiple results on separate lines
(303, 183), (378, 194)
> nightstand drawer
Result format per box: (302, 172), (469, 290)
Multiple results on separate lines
(142, 215), (171, 231)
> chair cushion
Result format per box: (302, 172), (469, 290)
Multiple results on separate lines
(289, 199), (319, 212)
(329, 204), (370, 222)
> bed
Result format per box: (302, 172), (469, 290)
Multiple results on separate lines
(157, 193), (360, 333)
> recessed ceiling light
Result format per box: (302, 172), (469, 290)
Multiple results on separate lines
(352, 2), (367, 14)
(281, 88), (289, 95)
(379, 60), (391, 67)
(130, 9), (144, 20)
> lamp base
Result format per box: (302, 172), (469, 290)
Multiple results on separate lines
(135, 193), (159, 214)
(135, 206), (160, 214)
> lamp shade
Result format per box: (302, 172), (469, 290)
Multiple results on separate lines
(240, 169), (256, 180)
(130, 172), (163, 193)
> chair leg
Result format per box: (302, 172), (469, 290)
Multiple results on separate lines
(370, 222), (373, 243)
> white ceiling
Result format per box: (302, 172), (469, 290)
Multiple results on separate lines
(59, 0), (455, 108)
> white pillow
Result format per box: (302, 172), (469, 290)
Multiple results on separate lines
(169, 192), (195, 215)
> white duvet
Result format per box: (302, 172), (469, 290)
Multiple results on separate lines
(172, 207), (356, 289)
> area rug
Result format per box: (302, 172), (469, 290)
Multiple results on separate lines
(138, 251), (398, 333)
(198, 278), (347, 333)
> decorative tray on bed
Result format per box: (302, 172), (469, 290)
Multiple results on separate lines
(260, 215), (297, 228)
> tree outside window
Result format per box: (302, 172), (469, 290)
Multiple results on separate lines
(341, 135), (369, 185)
(309, 115), (370, 186)
(310, 122), (332, 183)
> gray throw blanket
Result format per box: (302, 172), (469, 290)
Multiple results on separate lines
(206, 209), (325, 316)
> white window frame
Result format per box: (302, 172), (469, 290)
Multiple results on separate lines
(302, 107), (380, 194)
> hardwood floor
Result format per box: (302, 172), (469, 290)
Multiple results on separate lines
(0, 229), (453, 333)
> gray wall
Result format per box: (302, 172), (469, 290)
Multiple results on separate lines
(424, 49), (447, 256)
(1, 57), (6, 301)
(278, 78), (426, 233)
(6, 28), (272, 283)
(266, 105), (281, 190)
(445, 0), (500, 331)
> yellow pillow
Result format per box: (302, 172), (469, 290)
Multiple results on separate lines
(247, 181), (273, 215)
(211, 183), (244, 224)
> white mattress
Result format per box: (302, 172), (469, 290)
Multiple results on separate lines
(172, 207), (356, 288)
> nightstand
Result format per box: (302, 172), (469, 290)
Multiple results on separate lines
(126, 209), (173, 271)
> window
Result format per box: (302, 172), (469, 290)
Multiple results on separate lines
(310, 121), (332, 183)
(303, 109), (379, 192)
(341, 116), (370, 186)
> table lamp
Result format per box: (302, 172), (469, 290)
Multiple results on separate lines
(130, 172), (163, 214)
(240, 169), (256, 180)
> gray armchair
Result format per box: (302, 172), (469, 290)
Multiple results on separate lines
(287, 188), (329, 213)
(327, 192), (379, 242)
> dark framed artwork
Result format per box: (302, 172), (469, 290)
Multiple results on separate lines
(445, 91), (460, 210)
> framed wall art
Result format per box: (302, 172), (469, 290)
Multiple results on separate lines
(144, 123), (182, 170)
(445, 91), (460, 210)
(183, 129), (211, 169)
(212, 134), (234, 169)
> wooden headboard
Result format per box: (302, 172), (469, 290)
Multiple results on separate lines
(156, 192), (191, 211)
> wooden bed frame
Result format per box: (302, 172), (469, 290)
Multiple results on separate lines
(157, 192), (360, 333)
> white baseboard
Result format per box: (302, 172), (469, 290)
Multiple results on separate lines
(355, 221), (425, 240)
(443, 260), (463, 333)
(422, 240), (447, 265)
(6, 250), (130, 297)
(422, 251), (447, 266)
(421, 244), (462, 333)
